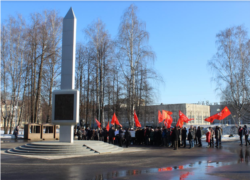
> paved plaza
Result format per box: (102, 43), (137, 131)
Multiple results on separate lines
(1, 140), (250, 180)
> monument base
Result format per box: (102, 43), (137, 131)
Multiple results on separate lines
(59, 125), (74, 143)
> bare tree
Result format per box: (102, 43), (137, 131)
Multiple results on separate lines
(117, 4), (155, 128)
(208, 25), (250, 125)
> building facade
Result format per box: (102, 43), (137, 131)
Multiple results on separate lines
(104, 103), (210, 128)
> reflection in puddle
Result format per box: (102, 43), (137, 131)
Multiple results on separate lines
(180, 171), (193, 180)
(238, 148), (249, 164)
(91, 161), (242, 180)
(89, 148), (250, 180)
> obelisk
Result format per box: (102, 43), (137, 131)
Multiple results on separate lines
(52, 7), (79, 143)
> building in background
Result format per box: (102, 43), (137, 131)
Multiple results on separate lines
(104, 103), (210, 128)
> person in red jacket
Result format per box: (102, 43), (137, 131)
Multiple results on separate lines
(206, 129), (211, 148)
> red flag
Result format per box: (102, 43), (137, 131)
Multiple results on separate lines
(162, 110), (173, 120)
(176, 118), (184, 128)
(205, 106), (231, 123)
(111, 113), (122, 127)
(205, 113), (218, 123)
(179, 110), (194, 123)
(158, 110), (163, 123)
(106, 121), (110, 131)
(164, 120), (168, 127)
(111, 113), (118, 125)
(167, 115), (173, 128)
(217, 106), (231, 120)
(95, 119), (101, 128)
(134, 110), (141, 127)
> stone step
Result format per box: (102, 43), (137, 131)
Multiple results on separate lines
(6, 149), (98, 156)
(16, 146), (92, 152)
(5, 141), (124, 156)
(8, 148), (98, 154)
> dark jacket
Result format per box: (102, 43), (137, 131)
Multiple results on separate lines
(103, 129), (108, 137)
(119, 129), (123, 138)
(182, 129), (187, 139)
(109, 129), (115, 138)
(172, 128), (179, 141)
(188, 130), (194, 141)
(125, 131), (131, 140)
(196, 129), (201, 138)
(215, 128), (221, 139)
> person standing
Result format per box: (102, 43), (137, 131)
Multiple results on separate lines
(14, 125), (19, 140)
(193, 126), (197, 145)
(173, 127), (179, 150)
(166, 128), (171, 147)
(124, 128), (131, 148)
(178, 127), (182, 147)
(219, 127), (223, 145)
(103, 128), (108, 142)
(161, 127), (166, 147)
(182, 127), (187, 148)
(239, 126), (243, 146)
(215, 126), (221, 148)
(119, 127), (124, 147)
(243, 125), (250, 146)
(188, 128), (194, 149)
(77, 127), (82, 140)
(206, 129), (211, 148)
(196, 126), (202, 147)
(109, 127), (115, 144)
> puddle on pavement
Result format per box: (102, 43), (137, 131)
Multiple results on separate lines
(91, 148), (250, 180)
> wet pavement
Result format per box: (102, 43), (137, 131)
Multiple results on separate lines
(1, 141), (250, 180)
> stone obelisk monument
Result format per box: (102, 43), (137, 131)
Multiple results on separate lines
(52, 7), (79, 143)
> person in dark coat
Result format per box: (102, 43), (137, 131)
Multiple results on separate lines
(182, 127), (187, 148)
(87, 128), (92, 140)
(124, 128), (131, 148)
(215, 126), (221, 148)
(166, 128), (171, 147)
(196, 126), (202, 147)
(103, 128), (108, 142)
(170, 128), (174, 147)
(14, 125), (19, 140)
(119, 127), (124, 147)
(109, 127), (115, 144)
(173, 127), (179, 150)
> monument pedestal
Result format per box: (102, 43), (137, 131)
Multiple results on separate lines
(59, 125), (74, 143)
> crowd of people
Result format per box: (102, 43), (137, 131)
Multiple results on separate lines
(75, 125), (238, 150)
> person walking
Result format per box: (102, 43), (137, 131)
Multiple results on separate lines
(196, 126), (202, 147)
(243, 125), (250, 146)
(173, 126), (179, 150)
(182, 127), (187, 148)
(124, 128), (132, 148)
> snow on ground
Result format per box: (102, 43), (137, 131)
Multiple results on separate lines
(1, 130), (24, 139)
